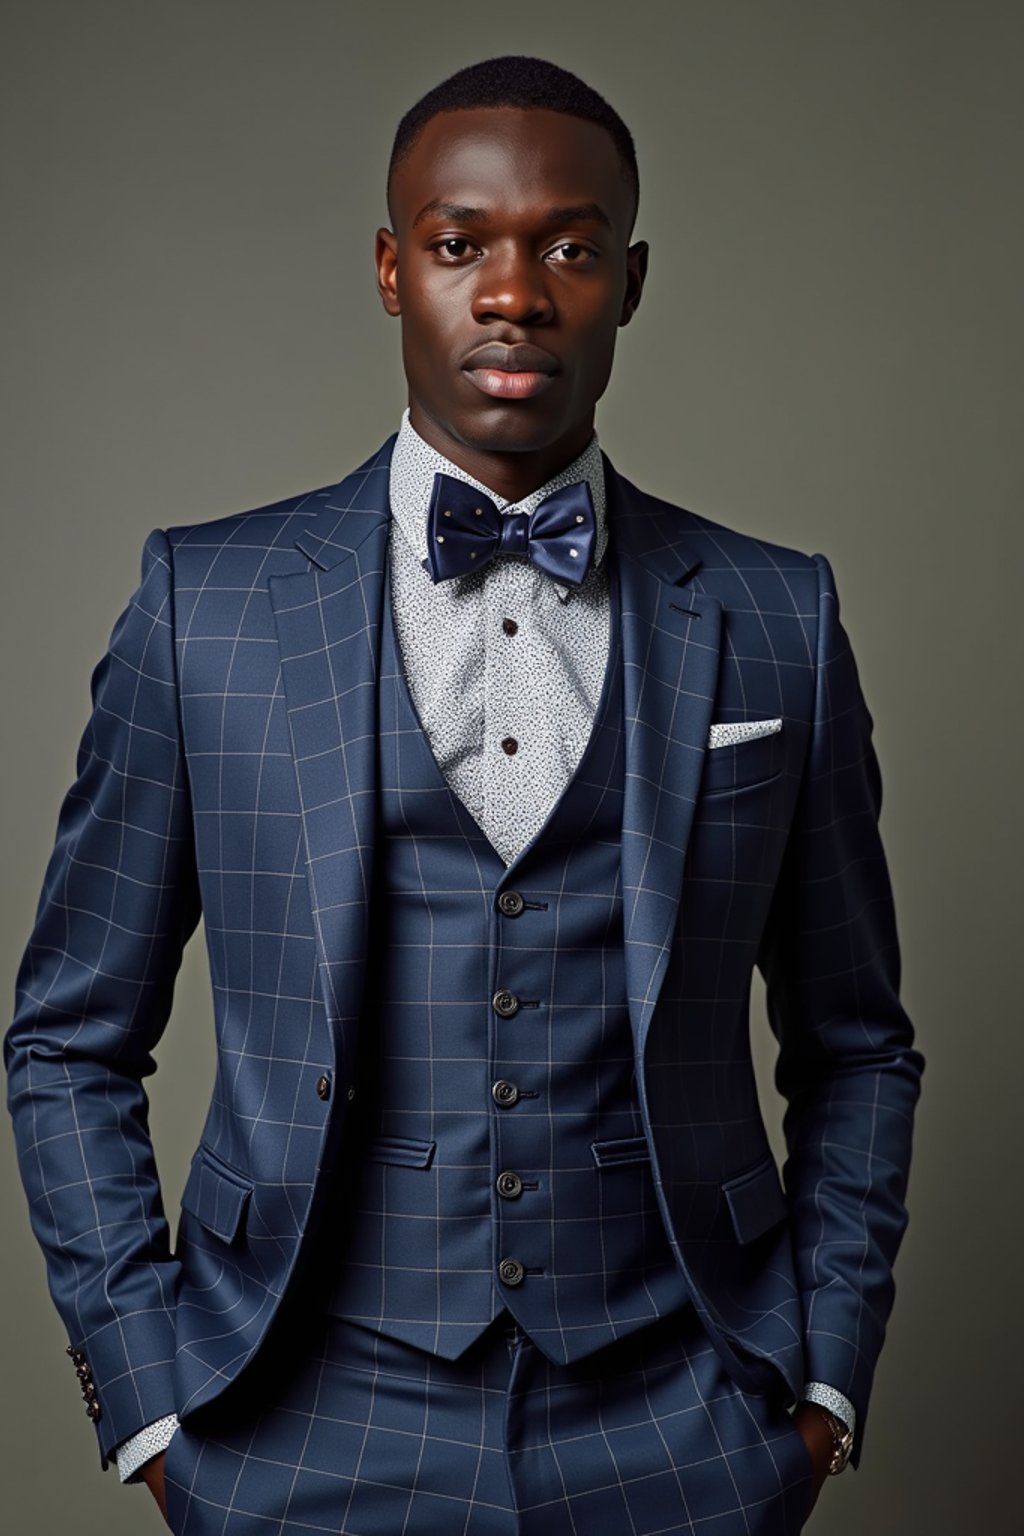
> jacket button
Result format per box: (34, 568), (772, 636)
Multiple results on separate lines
(492, 990), (520, 1018)
(496, 1170), (523, 1199)
(497, 891), (525, 918)
(498, 1258), (525, 1286)
(315, 1075), (331, 1101)
(492, 1079), (520, 1107)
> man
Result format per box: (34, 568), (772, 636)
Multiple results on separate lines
(6, 55), (923, 1535)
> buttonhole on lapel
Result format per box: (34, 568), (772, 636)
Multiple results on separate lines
(668, 602), (701, 619)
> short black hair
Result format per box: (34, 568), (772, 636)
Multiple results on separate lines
(388, 55), (639, 230)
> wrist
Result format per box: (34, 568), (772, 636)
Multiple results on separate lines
(801, 1402), (854, 1475)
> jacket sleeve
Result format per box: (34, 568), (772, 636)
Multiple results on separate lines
(756, 553), (924, 1467)
(5, 528), (202, 1465)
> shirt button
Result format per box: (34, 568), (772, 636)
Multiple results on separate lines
(492, 1079), (520, 1107)
(496, 1170), (524, 1199)
(501, 736), (518, 755)
(315, 1074), (331, 1101)
(502, 618), (519, 636)
(498, 1257), (525, 1287)
(492, 990), (520, 1018)
(497, 891), (525, 918)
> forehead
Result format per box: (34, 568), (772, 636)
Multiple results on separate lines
(391, 106), (631, 228)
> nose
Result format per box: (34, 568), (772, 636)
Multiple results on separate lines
(471, 244), (554, 326)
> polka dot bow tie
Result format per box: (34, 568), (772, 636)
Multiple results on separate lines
(423, 472), (597, 588)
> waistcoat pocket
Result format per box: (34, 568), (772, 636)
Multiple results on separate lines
(365, 1134), (437, 1170)
(590, 1134), (651, 1168)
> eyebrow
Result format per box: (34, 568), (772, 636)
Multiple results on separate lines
(411, 199), (612, 230)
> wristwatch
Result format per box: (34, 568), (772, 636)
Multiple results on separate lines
(815, 1407), (855, 1475)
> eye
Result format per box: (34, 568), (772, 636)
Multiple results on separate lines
(547, 242), (597, 264)
(433, 237), (479, 261)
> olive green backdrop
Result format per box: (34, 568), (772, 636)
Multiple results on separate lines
(2, 2), (1020, 1531)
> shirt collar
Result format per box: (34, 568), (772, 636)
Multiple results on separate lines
(388, 406), (608, 602)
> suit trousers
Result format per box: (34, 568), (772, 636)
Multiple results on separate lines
(162, 1302), (813, 1536)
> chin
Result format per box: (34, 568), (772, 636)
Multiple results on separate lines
(449, 407), (571, 456)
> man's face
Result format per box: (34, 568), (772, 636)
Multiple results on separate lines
(378, 105), (648, 490)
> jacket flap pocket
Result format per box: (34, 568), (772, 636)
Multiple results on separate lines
(180, 1147), (252, 1243)
(701, 729), (783, 798)
(721, 1153), (787, 1244)
(365, 1134), (437, 1170)
(591, 1134), (651, 1168)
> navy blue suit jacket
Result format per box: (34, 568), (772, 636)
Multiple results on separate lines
(5, 435), (923, 1468)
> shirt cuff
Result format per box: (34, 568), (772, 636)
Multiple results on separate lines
(800, 1382), (856, 1438)
(115, 1414), (179, 1483)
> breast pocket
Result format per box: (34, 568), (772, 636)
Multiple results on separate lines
(700, 728), (784, 798)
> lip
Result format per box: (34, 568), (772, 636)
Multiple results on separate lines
(465, 368), (556, 400)
(461, 341), (559, 375)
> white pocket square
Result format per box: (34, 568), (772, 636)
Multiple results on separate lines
(707, 718), (782, 749)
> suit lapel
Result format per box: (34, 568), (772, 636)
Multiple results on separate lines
(268, 438), (394, 1037)
(606, 459), (723, 1050)
(269, 437), (722, 1054)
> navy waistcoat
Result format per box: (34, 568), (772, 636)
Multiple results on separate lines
(328, 551), (691, 1363)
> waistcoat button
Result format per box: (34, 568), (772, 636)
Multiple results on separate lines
(315, 1074), (331, 1101)
(492, 990), (520, 1017)
(497, 890), (525, 917)
(498, 1257), (525, 1286)
(492, 1079), (520, 1107)
(496, 1170), (524, 1198)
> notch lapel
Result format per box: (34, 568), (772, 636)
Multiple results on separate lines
(607, 460), (723, 1051)
(268, 440), (394, 1042)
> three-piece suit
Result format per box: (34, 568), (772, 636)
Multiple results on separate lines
(5, 425), (923, 1534)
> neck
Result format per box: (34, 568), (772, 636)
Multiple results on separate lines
(408, 403), (594, 502)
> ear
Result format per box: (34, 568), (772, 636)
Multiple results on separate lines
(619, 239), (649, 327)
(375, 227), (400, 316)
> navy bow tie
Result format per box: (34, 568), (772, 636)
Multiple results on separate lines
(423, 472), (597, 588)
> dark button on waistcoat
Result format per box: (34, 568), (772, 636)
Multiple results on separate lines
(497, 890), (525, 917)
(498, 1258), (525, 1286)
(492, 989), (520, 1017)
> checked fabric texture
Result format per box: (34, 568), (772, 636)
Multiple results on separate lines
(5, 432), (922, 1524)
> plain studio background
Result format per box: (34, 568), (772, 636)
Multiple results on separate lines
(1, 2), (1020, 1532)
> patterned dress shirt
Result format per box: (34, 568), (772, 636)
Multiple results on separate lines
(114, 410), (854, 1478)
